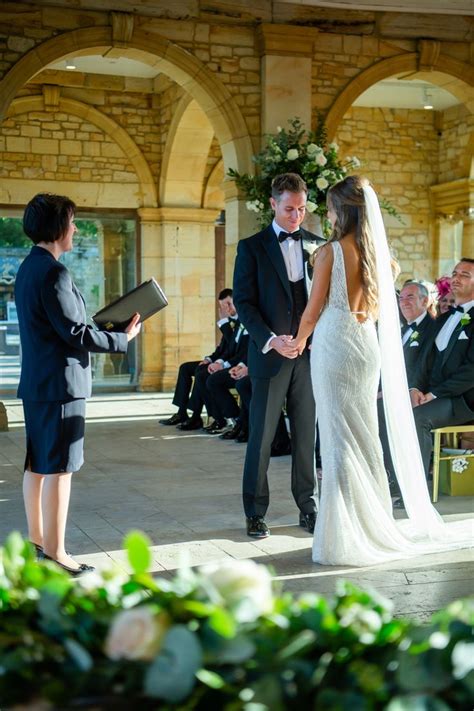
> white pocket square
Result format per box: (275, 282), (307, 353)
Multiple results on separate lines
(409, 341), (419, 347)
(458, 331), (468, 340)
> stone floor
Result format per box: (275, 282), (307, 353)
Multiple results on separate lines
(1, 393), (472, 622)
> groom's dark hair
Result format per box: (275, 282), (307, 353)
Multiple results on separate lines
(271, 173), (307, 200)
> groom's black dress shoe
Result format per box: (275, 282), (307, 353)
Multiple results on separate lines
(299, 512), (316, 534)
(246, 516), (270, 539)
(178, 416), (203, 431)
(159, 413), (188, 426)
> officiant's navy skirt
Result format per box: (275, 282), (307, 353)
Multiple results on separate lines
(22, 398), (86, 474)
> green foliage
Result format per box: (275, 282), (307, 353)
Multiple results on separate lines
(0, 532), (472, 710)
(228, 116), (402, 232)
(0, 217), (31, 248)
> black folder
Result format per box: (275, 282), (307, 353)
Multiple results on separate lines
(92, 278), (168, 332)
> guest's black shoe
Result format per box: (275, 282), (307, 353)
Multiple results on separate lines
(207, 420), (228, 434)
(299, 512), (316, 534)
(178, 416), (203, 431)
(43, 554), (95, 577)
(246, 516), (270, 539)
(203, 419), (224, 432)
(159, 413), (188, 426)
(236, 429), (249, 443)
(220, 422), (242, 440)
(271, 442), (292, 457)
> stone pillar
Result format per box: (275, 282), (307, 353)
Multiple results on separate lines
(257, 24), (314, 135)
(223, 181), (259, 286)
(137, 207), (219, 391)
(430, 178), (474, 276)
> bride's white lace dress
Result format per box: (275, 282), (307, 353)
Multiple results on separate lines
(311, 240), (473, 566)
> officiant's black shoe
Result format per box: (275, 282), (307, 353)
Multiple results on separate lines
(221, 422), (242, 440)
(159, 413), (188, 426)
(299, 512), (316, 534)
(178, 416), (203, 431)
(246, 516), (270, 539)
(271, 442), (292, 457)
(236, 429), (249, 443)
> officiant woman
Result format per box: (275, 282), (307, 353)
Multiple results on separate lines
(15, 193), (141, 576)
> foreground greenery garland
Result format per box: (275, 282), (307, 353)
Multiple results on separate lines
(0, 532), (473, 709)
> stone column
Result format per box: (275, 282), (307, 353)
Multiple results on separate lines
(257, 24), (315, 135)
(137, 207), (219, 391)
(223, 181), (259, 287)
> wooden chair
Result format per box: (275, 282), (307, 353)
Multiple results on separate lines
(431, 425), (474, 503)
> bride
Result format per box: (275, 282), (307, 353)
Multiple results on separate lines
(293, 175), (473, 566)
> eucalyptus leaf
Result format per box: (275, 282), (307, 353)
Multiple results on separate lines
(144, 625), (202, 702)
(124, 530), (152, 575)
(64, 638), (93, 672)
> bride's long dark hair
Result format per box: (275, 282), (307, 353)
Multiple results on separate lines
(326, 175), (378, 318)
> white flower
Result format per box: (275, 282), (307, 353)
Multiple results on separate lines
(306, 143), (321, 156)
(452, 641), (474, 679)
(277, 126), (282, 133)
(200, 559), (273, 622)
(452, 457), (469, 474)
(306, 200), (317, 213)
(315, 153), (327, 167)
(329, 142), (339, 152)
(286, 148), (299, 160)
(316, 177), (329, 190)
(351, 156), (361, 168)
(105, 607), (169, 661)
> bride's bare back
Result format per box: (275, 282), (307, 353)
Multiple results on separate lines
(338, 234), (368, 320)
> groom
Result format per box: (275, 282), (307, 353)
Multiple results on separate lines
(233, 173), (325, 538)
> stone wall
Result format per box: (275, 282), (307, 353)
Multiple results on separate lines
(438, 103), (473, 184)
(336, 106), (439, 281)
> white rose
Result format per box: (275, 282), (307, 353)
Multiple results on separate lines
(452, 641), (474, 679)
(277, 126), (282, 133)
(306, 200), (317, 213)
(315, 153), (327, 167)
(329, 142), (339, 152)
(200, 560), (273, 622)
(306, 143), (320, 156)
(286, 148), (299, 160)
(245, 201), (254, 211)
(105, 607), (169, 661)
(351, 156), (361, 168)
(316, 177), (329, 190)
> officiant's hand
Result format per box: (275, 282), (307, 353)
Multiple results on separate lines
(125, 312), (141, 341)
(409, 388), (424, 407)
(270, 335), (299, 359)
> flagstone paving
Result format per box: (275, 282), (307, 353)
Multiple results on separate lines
(1, 393), (472, 622)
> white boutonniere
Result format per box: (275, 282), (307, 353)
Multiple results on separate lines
(409, 330), (419, 343)
(460, 313), (471, 328)
(452, 457), (469, 474)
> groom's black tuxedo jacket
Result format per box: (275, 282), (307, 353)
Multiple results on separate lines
(233, 224), (325, 378)
(410, 306), (474, 412)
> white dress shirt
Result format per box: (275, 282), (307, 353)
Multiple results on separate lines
(435, 300), (474, 352)
(401, 311), (428, 346)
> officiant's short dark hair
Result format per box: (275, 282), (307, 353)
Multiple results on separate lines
(271, 173), (307, 199)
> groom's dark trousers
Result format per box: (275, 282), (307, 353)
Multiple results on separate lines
(233, 224), (324, 518)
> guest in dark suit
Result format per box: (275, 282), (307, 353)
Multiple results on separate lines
(378, 280), (435, 503)
(15, 193), (141, 575)
(410, 258), (474, 477)
(159, 288), (238, 429)
(233, 172), (325, 538)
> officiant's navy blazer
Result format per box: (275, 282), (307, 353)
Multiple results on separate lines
(233, 224), (324, 378)
(15, 246), (128, 402)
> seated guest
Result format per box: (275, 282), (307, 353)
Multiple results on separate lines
(435, 275), (456, 316)
(378, 280), (435, 503)
(159, 288), (237, 427)
(204, 322), (250, 434)
(410, 258), (474, 478)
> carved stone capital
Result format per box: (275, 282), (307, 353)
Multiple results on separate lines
(42, 84), (60, 112)
(417, 40), (441, 71)
(111, 12), (134, 47)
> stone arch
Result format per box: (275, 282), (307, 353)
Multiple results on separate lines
(0, 25), (254, 177)
(203, 160), (225, 209)
(160, 95), (215, 207)
(5, 94), (157, 207)
(325, 52), (474, 140)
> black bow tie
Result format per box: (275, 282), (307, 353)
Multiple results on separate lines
(448, 305), (464, 315)
(278, 230), (301, 243)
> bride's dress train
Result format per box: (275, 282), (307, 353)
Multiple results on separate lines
(311, 239), (473, 566)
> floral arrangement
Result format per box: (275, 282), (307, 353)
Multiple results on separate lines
(228, 117), (399, 232)
(1, 532), (473, 709)
(435, 275), (452, 299)
(452, 457), (470, 474)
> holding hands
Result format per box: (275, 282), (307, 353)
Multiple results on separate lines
(270, 335), (300, 359)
